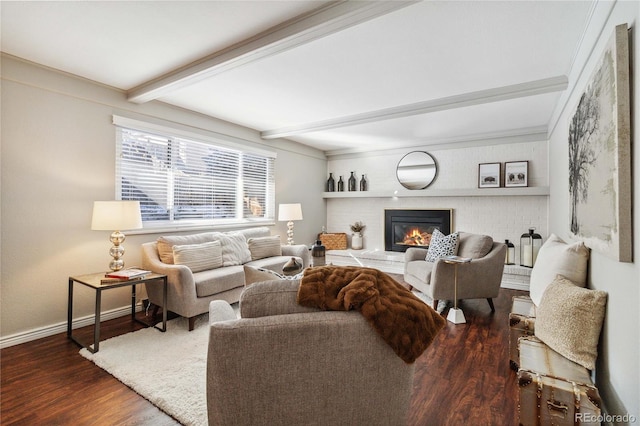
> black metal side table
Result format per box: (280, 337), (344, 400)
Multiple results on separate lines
(67, 272), (167, 353)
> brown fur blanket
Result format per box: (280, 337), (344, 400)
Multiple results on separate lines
(297, 266), (446, 363)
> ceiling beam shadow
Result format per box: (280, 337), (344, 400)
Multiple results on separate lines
(127, 0), (417, 104)
(261, 76), (568, 140)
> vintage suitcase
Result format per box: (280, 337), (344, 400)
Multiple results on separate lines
(518, 336), (602, 426)
(509, 295), (536, 370)
(319, 233), (348, 250)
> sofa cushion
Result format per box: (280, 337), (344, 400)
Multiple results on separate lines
(157, 232), (222, 264)
(243, 265), (304, 286)
(172, 240), (223, 273)
(194, 265), (245, 297)
(529, 234), (590, 306)
(425, 229), (459, 262)
(247, 235), (282, 260)
(219, 233), (252, 266)
(457, 233), (493, 259)
(534, 275), (607, 370)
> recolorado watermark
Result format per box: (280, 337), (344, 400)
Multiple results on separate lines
(576, 413), (637, 423)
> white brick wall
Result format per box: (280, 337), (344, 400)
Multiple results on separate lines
(325, 141), (549, 264)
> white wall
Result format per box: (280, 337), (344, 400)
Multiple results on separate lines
(0, 55), (326, 342)
(547, 1), (639, 420)
(326, 141), (548, 259)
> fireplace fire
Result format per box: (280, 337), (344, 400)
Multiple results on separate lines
(384, 209), (452, 252)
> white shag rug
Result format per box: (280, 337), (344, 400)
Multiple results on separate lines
(80, 314), (215, 426)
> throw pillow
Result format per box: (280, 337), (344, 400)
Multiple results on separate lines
(529, 234), (590, 306)
(156, 232), (222, 264)
(172, 240), (223, 273)
(244, 265), (304, 286)
(425, 229), (460, 262)
(247, 236), (282, 260)
(457, 232), (493, 259)
(219, 233), (252, 266)
(534, 275), (607, 370)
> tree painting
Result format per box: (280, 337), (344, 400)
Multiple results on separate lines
(567, 24), (632, 263)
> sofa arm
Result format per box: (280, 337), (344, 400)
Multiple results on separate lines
(281, 244), (311, 268)
(209, 300), (237, 323)
(405, 247), (428, 262)
(240, 279), (319, 318)
(141, 242), (198, 306)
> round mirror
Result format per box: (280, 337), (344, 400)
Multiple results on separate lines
(396, 151), (438, 190)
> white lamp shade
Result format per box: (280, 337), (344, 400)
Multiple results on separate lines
(91, 201), (143, 231)
(278, 203), (303, 221)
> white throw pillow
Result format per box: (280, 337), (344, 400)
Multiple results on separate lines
(219, 233), (252, 266)
(529, 234), (590, 306)
(425, 229), (459, 262)
(247, 236), (282, 260)
(172, 240), (223, 273)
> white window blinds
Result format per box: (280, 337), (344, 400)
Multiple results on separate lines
(115, 121), (275, 229)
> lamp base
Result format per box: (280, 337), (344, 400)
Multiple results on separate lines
(447, 308), (466, 324)
(108, 231), (126, 271)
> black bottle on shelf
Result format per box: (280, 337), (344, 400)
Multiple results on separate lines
(327, 173), (335, 192)
(359, 174), (367, 191)
(337, 176), (344, 192)
(348, 172), (356, 191)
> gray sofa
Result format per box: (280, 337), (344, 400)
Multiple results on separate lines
(404, 232), (506, 311)
(141, 226), (309, 330)
(207, 280), (416, 425)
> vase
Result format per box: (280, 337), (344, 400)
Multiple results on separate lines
(348, 172), (356, 191)
(359, 174), (367, 191)
(311, 239), (326, 266)
(327, 173), (335, 192)
(337, 176), (344, 191)
(351, 233), (363, 250)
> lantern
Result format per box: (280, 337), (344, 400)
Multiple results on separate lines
(520, 228), (542, 268)
(504, 239), (515, 265)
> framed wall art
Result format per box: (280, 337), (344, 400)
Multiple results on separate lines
(504, 161), (528, 187)
(478, 163), (500, 188)
(568, 23), (631, 262)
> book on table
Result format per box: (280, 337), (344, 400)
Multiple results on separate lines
(104, 268), (151, 279)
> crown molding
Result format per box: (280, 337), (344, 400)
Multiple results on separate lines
(262, 76), (567, 140)
(127, 1), (417, 104)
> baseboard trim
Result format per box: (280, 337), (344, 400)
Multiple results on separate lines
(0, 304), (143, 349)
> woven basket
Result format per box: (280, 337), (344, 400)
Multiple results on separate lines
(319, 233), (347, 250)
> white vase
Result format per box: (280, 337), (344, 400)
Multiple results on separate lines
(352, 233), (363, 250)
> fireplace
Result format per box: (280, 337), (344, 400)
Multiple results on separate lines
(384, 209), (452, 252)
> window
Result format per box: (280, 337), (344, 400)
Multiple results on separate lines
(114, 118), (275, 230)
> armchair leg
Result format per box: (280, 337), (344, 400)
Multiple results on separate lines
(486, 298), (495, 312)
(188, 316), (196, 331)
(433, 300), (439, 311)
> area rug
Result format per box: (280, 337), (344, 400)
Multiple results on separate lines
(80, 314), (215, 426)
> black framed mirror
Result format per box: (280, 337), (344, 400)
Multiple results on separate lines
(396, 151), (438, 190)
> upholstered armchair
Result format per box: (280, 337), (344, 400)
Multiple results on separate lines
(404, 232), (506, 311)
(206, 280), (416, 426)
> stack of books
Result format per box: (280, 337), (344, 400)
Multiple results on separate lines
(101, 268), (151, 284)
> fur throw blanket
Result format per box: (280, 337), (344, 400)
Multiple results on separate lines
(297, 266), (446, 363)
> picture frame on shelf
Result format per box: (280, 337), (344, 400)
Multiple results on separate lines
(505, 161), (529, 187)
(478, 163), (501, 188)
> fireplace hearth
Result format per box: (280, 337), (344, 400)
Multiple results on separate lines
(384, 209), (452, 252)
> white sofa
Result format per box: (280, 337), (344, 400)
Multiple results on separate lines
(141, 226), (309, 330)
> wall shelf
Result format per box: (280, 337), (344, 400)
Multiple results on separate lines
(323, 186), (549, 198)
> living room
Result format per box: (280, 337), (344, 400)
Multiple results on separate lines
(1, 0), (638, 424)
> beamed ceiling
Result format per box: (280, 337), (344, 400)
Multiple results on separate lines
(1, 1), (595, 155)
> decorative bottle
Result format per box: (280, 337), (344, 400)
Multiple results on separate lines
(327, 173), (335, 192)
(311, 239), (326, 267)
(359, 174), (367, 191)
(348, 172), (357, 191)
(338, 176), (344, 192)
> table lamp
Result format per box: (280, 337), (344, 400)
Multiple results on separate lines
(91, 201), (143, 271)
(278, 203), (303, 245)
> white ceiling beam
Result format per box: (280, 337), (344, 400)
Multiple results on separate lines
(261, 76), (569, 139)
(127, 0), (417, 104)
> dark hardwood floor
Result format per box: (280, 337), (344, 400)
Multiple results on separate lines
(1, 277), (525, 425)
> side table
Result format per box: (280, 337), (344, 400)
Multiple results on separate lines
(441, 256), (471, 324)
(67, 272), (167, 353)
